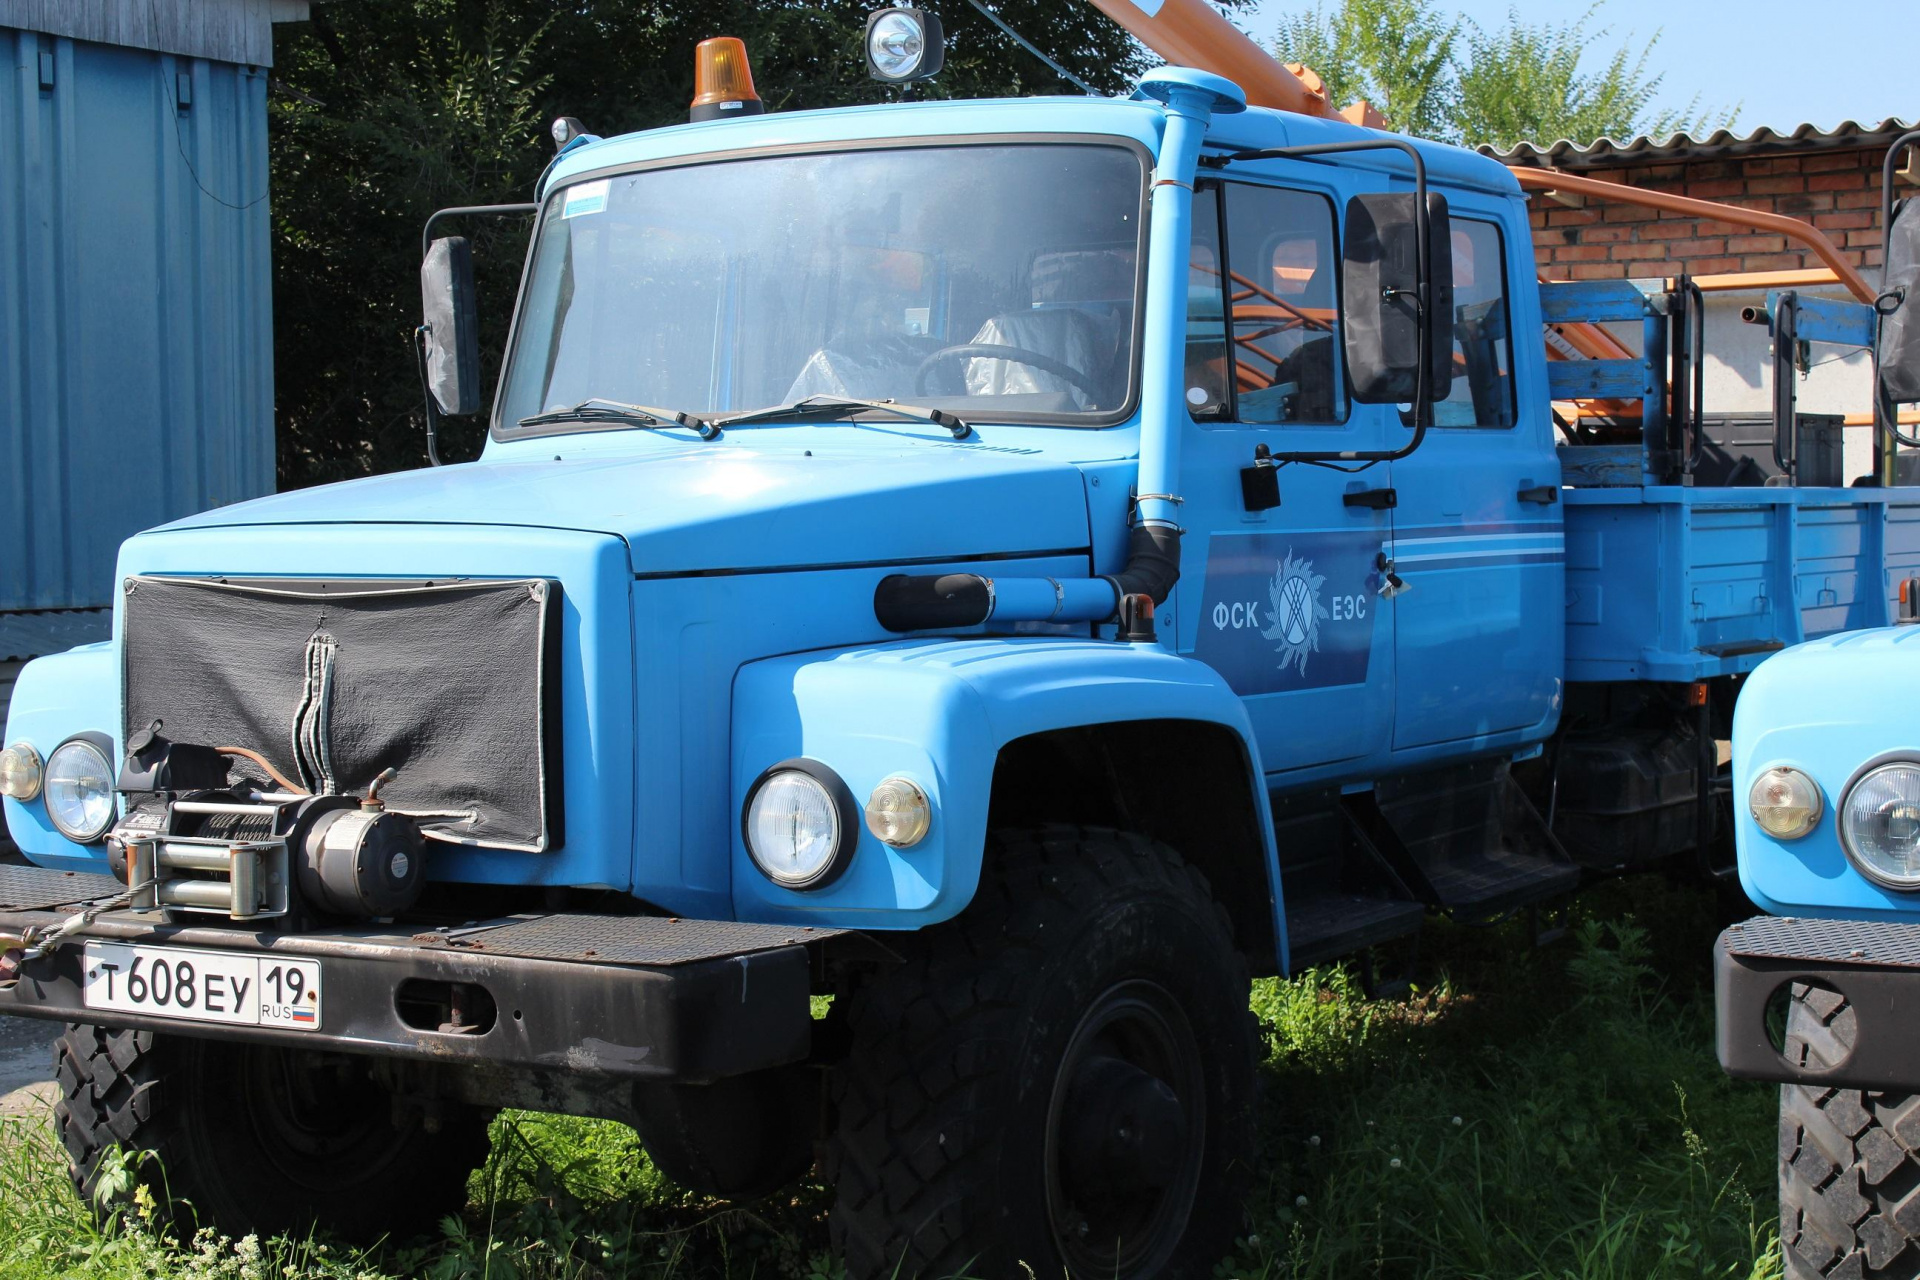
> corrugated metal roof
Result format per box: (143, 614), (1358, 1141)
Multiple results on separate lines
(1490, 118), (1920, 169)
(0, 0), (319, 68)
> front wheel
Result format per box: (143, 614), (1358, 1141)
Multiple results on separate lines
(826, 826), (1257, 1279)
(1779, 984), (1920, 1278)
(54, 1023), (491, 1242)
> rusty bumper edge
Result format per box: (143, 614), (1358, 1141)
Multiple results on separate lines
(0, 906), (816, 1085)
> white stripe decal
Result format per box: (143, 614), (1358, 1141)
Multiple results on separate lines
(1393, 534), (1565, 549)
(1393, 549), (1565, 564)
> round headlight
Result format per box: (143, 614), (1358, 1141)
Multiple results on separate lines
(0, 742), (42, 801)
(744, 761), (857, 890)
(1749, 766), (1823, 840)
(865, 776), (931, 848)
(44, 737), (116, 844)
(1842, 762), (1920, 889)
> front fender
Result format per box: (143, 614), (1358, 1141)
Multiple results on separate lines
(730, 636), (1278, 936)
(1734, 628), (1920, 920)
(3, 643), (120, 872)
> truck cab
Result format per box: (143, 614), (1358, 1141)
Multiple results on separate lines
(3, 30), (1919, 1275)
(1715, 618), (1920, 1280)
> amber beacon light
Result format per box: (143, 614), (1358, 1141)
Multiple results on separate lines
(689, 37), (765, 123)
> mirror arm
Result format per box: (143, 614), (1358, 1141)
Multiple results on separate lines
(1201, 139), (1433, 466)
(414, 324), (446, 468)
(416, 203), (539, 466)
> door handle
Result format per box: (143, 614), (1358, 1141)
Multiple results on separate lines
(1518, 485), (1560, 505)
(1343, 487), (1398, 510)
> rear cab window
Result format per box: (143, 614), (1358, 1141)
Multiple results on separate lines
(1428, 218), (1517, 429)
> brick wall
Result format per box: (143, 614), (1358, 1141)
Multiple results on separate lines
(1526, 148), (1887, 281)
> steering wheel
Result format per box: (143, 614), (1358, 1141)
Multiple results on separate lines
(913, 343), (1103, 402)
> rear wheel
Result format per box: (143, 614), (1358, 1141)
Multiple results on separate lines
(54, 1023), (490, 1243)
(1779, 984), (1920, 1278)
(826, 826), (1257, 1279)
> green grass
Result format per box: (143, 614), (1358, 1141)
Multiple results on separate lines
(0, 875), (1782, 1280)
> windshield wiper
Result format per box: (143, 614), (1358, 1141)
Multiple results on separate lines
(714, 395), (970, 440)
(518, 398), (717, 439)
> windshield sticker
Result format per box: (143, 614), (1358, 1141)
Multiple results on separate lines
(1194, 530), (1381, 695)
(562, 179), (610, 219)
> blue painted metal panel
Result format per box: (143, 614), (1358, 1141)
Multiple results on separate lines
(0, 29), (274, 619)
(0, 641), (118, 873)
(165, 431), (1094, 577)
(729, 637), (1278, 946)
(1538, 279), (1651, 325)
(1766, 290), (1876, 349)
(1733, 628), (1920, 920)
(1547, 359), (1652, 401)
(3, 523), (638, 889)
(1563, 486), (1920, 683)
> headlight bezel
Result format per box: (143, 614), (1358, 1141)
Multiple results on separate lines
(1839, 753), (1920, 891)
(742, 758), (859, 891)
(0, 741), (43, 802)
(42, 732), (118, 845)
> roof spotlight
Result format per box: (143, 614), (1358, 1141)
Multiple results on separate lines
(550, 117), (588, 152)
(865, 6), (944, 84)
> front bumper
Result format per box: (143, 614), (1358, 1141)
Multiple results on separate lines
(1717, 914), (1920, 1091)
(0, 863), (843, 1085)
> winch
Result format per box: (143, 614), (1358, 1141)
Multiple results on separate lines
(105, 727), (428, 922)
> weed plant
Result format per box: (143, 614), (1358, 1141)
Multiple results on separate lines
(0, 876), (1781, 1279)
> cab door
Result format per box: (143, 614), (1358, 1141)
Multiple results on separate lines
(1386, 208), (1564, 751)
(1173, 173), (1398, 775)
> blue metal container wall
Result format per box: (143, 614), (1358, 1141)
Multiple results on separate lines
(0, 28), (274, 615)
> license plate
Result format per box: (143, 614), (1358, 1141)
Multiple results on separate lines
(82, 943), (322, 1030)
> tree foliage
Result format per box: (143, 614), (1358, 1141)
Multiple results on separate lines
(268, 0), (1168, 486)
(1274, 0), (1459, 142)
(1273, 0), (1725, 149)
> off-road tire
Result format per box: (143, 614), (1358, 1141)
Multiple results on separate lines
(54, 1023), (491, 1243)
(1779, 983), (1920, 1278)
(825, 826), (1258, 1280)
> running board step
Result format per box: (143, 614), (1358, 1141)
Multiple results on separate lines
(1284, 890), (1425, 970)
(1344, 760), (1580, 919)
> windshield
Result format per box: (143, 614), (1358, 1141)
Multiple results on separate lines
(496, 142), (1146, 435)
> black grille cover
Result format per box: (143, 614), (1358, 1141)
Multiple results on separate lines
(122, 576), (560, 852)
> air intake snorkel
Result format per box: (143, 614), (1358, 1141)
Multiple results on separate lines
(875, 68), (1247, 635)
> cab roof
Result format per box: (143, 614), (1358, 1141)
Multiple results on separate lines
(543, 92), (1521, 201)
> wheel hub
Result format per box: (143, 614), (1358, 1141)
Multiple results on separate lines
(1044, 979), (1206, 1277)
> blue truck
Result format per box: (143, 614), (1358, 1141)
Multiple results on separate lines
(4, 13), (1920, 1275)
(1715, 132), (1920, 1280)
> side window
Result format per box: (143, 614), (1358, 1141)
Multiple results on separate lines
(1433, 219), (1517, 428)
(1183, 185), (1231, 417)
(1221, 185), (1345, 424)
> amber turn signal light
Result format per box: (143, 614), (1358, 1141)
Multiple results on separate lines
(690, 36), (765, 123)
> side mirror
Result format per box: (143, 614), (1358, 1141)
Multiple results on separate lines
(1341, 192), (1455, 406)
(420, 236), (481, 416)
(1879, 198), (1920, 404)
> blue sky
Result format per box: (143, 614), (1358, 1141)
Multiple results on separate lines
(1242, 0), (1915, 136)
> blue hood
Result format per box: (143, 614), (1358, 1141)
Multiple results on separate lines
(164, 439), (1095, 576)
